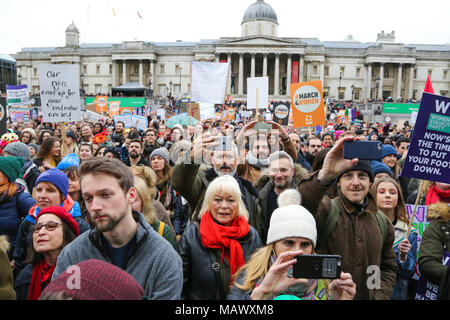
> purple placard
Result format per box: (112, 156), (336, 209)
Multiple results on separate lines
(400, 93), (450, 184)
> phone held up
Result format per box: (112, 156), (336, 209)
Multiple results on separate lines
(254, 122), (272, 132)
(343, 140), (382, 160)
(293, 254), (342, 279)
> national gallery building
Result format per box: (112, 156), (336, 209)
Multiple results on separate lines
(13, 0), (450, 101)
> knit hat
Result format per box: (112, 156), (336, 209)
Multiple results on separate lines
(381, 144), (398, 159)
(40, 259), (144, 300)
(36, 206), (80, 236)
(337, 160), (374, 182)
(150, 147), (169, 164)
(371, 161), (393, 178)
(21, 128), (36, 139)
(35, 168), (69, 198)
(4, 142), (31, 161)
(0, 156), (24, 182)
(266, 189), (317, 247)
(28, 143), (39, 154)
(103, 146), (121, 159)
(56, 153), (80, 171)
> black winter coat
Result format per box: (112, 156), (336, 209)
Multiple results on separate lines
(176, 221), (262, 300)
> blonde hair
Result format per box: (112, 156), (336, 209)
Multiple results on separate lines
(199, 175), (249, 220)
(133, 176), (157, 225)
(131, 165), (157, 199)
(371, 177), (409, 224)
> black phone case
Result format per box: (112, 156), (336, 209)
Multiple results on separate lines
(343, 141), (382, 160)
(293, 254), (342, 279)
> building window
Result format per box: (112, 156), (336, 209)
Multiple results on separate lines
(354, 88), (360, 100)
(323, 87), (329, 97)
(414, 69), (417, 79)
(444, 70), (448, 80)
(95, 84), (102, 94)
(33, 68), (37, 77)
(175, 64), (181, 73)
(356, 68), (361, 77)
(96, 65), (100, 75)
(413, 90), (417, 99)
(109, 65), (112, 74)
(313, 65), (318, 75)
(384, 67), (389, 78)
(339, 67), (345, 76)
(428, 70), (432, 78)
(440, 91), (448, 97)
(324, 66), (329, 76)
(339, 88), (345, 100)
(83, 65), (87, 74)
(160, 64), (165, 74)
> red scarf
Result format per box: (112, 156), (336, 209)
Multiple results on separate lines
(200, 211), (250, 286)
(28, 260), (56, 300)
(426, 185), (450, 205)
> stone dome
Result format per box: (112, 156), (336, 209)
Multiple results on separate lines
(66, 21), (79, 34)
(242, 0), (278, 25)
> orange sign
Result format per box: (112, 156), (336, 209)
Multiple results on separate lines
(290, 80), (326, 128)
(337, 115), (349, 125)
(94, 96), (108, 113)
(226, 107), (236, 120)
(108, 100), (121, 117)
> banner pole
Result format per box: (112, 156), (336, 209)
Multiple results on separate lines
(405, 180), (424, 238)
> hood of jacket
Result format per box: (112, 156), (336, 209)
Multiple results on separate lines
(427, 202), (450, 221)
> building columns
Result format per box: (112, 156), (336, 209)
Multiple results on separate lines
(238, 53), (244, 95)
(320, 61), (324, 84)
(227, 53), (232, 95)
(263, 53), (268, 77)
(251, 54), (255, 78)
(299, 55), (304, 82)
(367, 64), (372, 99)
(397, 64), (403, 99)
(122, 60), (127, 85)
(139, 60), (143, 86)
(378, 63), (384, 100)
(287, 55), (292, 95)
(409, 65), (414, 99)
(274, 53), (280, 96)
(150, 61), (154, 90)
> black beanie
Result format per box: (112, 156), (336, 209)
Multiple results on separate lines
(337, 160), (374, 182)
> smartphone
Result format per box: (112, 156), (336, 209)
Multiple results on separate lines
(293, 254), (342, 279)
(343, 140), (382, 160)
(254, 122), (272, 132)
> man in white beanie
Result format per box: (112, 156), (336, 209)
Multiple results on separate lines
(297, 136), (397, 300)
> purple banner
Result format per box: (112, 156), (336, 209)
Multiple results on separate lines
(400, 93), (450, 184)
(415, 251), (450, 300)
(6, 84), (28, 90)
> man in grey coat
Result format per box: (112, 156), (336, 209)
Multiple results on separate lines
(52, 157), (183, 300)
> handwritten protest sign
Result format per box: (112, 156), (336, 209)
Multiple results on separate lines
(113, 114), (133, 128)
(9, 107), (31, 122)
(400, 93), (450, 184)
(38, 64), (81, 122)
(199, 102), (215, 121)
(157, 108), (166, 120)
(247, 77), (268, 109)
(132, 115), (148, 131)
(6, 85), (29, 107)
(290, 80), (326, 128)
(191, 61), (229, 104)
(272, 102), (290, 126)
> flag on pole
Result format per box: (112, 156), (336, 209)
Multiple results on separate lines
(424, 74), (434, 94)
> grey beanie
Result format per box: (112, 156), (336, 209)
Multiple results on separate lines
(150, 147), (170, 164)
(4, 142), (31, 161)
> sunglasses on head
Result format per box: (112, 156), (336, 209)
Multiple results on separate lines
(33, 221), (62, 233)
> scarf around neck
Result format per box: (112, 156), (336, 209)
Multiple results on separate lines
(200, 211), (250, 286)
(28, 260), (56, 300)
(426, 185), (450, 205)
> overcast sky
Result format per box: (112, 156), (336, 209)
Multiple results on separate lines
(2, 0), (449, 55)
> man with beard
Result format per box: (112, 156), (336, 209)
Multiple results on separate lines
(289, 132), (312, 171)
(304, 136), (324, 168)
(111, 121), (125, 148)
(123, 140), (149, 167)
(52, 157), (183, 299)
(171, 133), (264, 239)
(253, 151), (310, 243)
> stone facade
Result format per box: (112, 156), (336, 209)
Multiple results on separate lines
(12, 0), (450, 101)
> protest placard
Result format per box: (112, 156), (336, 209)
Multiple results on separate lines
(95, 96), (108, 113)
(38, 64), (81, 122)
(410, 111), (418, 126)
(199, 102), (215, 121)
(290, 80), (326, 128)
(400, 93), (450, 184)
(240, 111), (253, 118)
(113, 114), (133, 128)
(226, 107), (236, 120)
(191, 61), (229, 104)
(82, 110), (105, 122)
(247, 77), (268, 109)
(0, 98), (6, 137)
(272, 102), (290, 125)
(157, 108), (166, 120)
(9, 107), (31, 122)
(6, 84), (29, 107)
(189, 103), (200, 121)
(132, 115), (148, 131)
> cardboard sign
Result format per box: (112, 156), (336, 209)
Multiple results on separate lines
(9, 107), (31, 122)
(95, 96), (108, 113)
(226, 107), (236, 120)
(272, 102), (290, 126)
(199, 102), (216, 121)
(113, 114), (133, 128)
(109, 100), (121, 116)
(132, 115), (148, 131)
(6, 84), (29, 107)
(247, 77), (269, 109)
(337, 115), (349, 125)
(290, 80), (326, 128)
(191, 61), (229, 104)
(400, 93), (450, 184)
(38, 64), (81, 122)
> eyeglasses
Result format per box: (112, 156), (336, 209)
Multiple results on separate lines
(33, 221), (62, 233)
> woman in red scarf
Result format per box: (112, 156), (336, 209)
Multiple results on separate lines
(14, 206), (80, 300)
(176, 175), (262, 300)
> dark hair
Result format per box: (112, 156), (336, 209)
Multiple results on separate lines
(63, 166), (80, 181)
(127, 130), (141, 140)
(35, 136), (62, 163)
(25, 219), (78, 266)
(321, 133), (334, 141)
(37, 130), (55, 145)
(79, 157), (134, 195)
(79, 142), (94, 153)
(395, 136), (410, 147)
(129, 139), (143, 148)
(311, 148), (331, 171)
(94, 146), (106, 157)
(307, 136), (321, 147)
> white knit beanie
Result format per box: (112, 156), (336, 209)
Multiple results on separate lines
(266, 189), (317, 248)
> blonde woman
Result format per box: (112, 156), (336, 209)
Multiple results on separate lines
(228, 189), (356, 300)
(176, 175), (262, 300)
(131, 177), (176, 248)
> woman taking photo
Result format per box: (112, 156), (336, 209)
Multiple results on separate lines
(14, 206), (80, 300)
(176, 175), (262, 300)
(371, 177), (418, 300)
(228, 189), (356, 300)
(33, 137), (62, 173)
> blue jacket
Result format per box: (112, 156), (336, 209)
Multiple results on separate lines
(0, 184), (36, 258)
(391, 221), (418, 300)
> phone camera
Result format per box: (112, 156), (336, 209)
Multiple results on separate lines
(313, 264), (321, 272)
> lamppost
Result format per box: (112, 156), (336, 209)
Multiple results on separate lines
(351, 84), (355, 101)
(17, 73), (22, 85)
(375, 76), (381, 101)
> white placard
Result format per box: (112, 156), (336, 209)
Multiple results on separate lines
(114, 114), (133, 128)
(410, 111), (418, 126)
(82, 110), (105, 122)
(240, 111), (253, 118)
(199, 102), (215, 120)
(132, 115), (148, 131)
(6, 85), (29, 107)
(157, 108), (166, 120)
(247, 77), (268, 109)
(38, 64), (81, 122)
(191, 61), (229, 104)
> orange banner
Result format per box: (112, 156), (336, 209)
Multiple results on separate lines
(290, 80), (326, 128)
(108, 100), (121, 117)
(226, 107), (236, 120)
(94, 96), (108, 113)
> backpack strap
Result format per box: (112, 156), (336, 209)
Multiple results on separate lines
(158, 221), (165, 236)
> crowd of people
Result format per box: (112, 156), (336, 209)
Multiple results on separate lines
(0, 102), (448, 301)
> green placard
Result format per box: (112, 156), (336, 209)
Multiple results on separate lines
(427, 113), (450, 134)
(85, 97), (145, 108)
(382, 103), (420, 114)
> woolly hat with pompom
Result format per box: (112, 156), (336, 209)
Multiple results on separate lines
(266, 189), (317, 247)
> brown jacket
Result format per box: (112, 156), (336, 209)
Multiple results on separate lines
(298, 171), (397, 300)
(0, 236), (16, 300)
